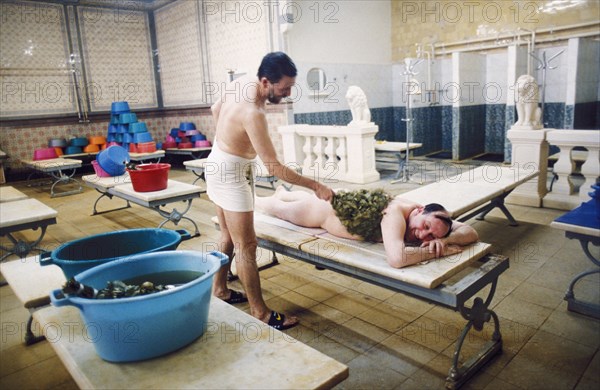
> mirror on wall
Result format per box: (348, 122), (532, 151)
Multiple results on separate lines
(307, 67), (327, 92)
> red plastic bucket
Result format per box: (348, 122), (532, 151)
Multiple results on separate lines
(127, 163), (170, 192)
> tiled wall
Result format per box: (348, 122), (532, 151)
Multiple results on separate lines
(0, 105), (290, 173)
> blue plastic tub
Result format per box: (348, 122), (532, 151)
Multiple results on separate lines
(129, 122), (148, 133)
(179, 122), (196, 130)
(50, 250), (228, 362)
(132, 131), (153, 143)
(40, 228), (191, 278)
(119, 113), (137, 124)
(97, 145), (129, 176)
(111, 101), (130, 114)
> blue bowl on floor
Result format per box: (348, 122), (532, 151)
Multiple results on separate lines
(49, 250), (228, 362)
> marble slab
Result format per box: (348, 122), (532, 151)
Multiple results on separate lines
(129, 150), (165, 161)
(165, 147), (212, 153)
(453, 166), (539, 190)
(22, 158), (82, 172)
(0, 186), (28, 202)
(398, 182), (503, 218)
(0, 198), (57, 228)
(551, 221), (600, 237)
(0, 255), (66, 308)
(234, 213), (493, 289)
(300, 238), (491, 289)
(34, 300), (348, 389)
(374, 141), (422, 152)
(112, 180), (203, 202)
(183, 158), (208, 170)
(82, 174), (131, 190)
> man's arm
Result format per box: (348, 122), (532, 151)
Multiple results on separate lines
(243, 110), (333, 201)
(420, 220), (478, 257)
(211, 99), (222, 125)
(380, 204), (462, 268)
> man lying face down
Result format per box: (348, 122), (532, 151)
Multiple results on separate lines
(255, 188), (479, 268)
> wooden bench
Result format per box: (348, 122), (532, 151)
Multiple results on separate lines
(82, 175), (205, 237)
(213, 212), (508, 389)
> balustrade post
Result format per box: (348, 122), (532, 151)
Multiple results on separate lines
(579, 146), (600, 202)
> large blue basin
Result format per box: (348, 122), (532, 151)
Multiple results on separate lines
(40, 228), (191, 278)
(50, 250), (229, 362)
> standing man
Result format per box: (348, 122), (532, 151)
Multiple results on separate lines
(205, 52), (334, 330)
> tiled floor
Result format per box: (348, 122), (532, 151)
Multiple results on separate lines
(1, 159), (599, 389)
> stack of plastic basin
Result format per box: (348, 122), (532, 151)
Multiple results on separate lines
(105, 102), (156, 153)
(158, 122), (209, 149)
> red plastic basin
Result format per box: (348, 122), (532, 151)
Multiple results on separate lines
(127, 163), (170, 192)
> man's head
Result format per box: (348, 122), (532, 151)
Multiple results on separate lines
(406, 203), (453, 243)
(257, 52), (297, 104)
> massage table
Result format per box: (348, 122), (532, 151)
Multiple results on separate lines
(551, 199), (600, 319)
(213, 213), (508, 389)
(165, 146), (212, 160)
(22, 158), (83, 197)
(399, 165), (539, 226)
(0, 185), (28, 203)
(184, 157), (296, 190)
(82, 175), (205, 237)
(129, 150), (165, 163)
(0, 256), (349, 388)
(0, 197), (57, 261)
(374, 141), (423, 180)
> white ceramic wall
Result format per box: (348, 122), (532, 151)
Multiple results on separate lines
(292, 62), (392, 114)
(284, 0), (391, 64)
(536, 44), (569, 104)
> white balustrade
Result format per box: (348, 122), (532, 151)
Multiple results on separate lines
(544, 129), (600, 210)
(278, 124), (380, 184)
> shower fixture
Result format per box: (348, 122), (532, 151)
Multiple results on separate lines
(393, 58), (424, 185)
(530, 48), (565, 126)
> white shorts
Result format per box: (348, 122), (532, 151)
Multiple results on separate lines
(205, 142), (257, 212)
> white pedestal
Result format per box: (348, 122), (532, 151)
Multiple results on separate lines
(506, 127), (550, 207)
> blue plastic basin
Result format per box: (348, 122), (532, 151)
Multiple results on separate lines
(111, 101), (130, 114)
(40, 228), (191, 278)
(179, 122), (196, 130)
(50, 250), (229, 362)
(97, 145), (129, 176)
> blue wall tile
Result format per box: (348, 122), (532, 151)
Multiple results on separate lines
(485, 104), (506, 154)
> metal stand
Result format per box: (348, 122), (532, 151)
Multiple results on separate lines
(563, 231), (600, 319)
(392, 58), (423, 185)
(530, 49), (564, 126)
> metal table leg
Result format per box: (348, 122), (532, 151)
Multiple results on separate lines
(90, 189), (131, 215)
(48, 168), (82, 198)
(0, 226), (49, 262)
(446, 277), (502, 390)
(564, 234), (600, 319)
(154, 199), (200, 237)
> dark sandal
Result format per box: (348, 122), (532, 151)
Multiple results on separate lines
(223, 289), (248, 304)
(267, 311), (298, 330)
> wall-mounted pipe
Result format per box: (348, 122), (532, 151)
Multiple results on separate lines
(434, 21), (598, 51)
